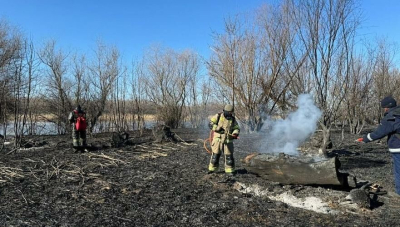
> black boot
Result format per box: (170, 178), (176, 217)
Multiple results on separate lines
(225, 154), (235, 175)
(208, 153), (221, 173)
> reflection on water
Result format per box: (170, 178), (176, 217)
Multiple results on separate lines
(0, 122), (61, 136)
(0, 121), (149, 136)
(0, 120), (203, 136)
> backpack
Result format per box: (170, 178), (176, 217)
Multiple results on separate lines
(75, 115), (87, 131)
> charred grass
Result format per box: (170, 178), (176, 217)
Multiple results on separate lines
(0, 128), (399, 226)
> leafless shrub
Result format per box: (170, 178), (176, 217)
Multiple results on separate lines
(291, 0), (360, 155)
(142, 46), (199, 128)
(86, 41), (121, 133)
(38, 40), (72, 134)
(0, 20), (23, 138)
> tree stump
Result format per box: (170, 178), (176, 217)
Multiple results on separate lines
(111, 132), (130, 148)
(152, 125), (177, 143)
(297, 130), (333, 155)
(243, 153), (356, 187)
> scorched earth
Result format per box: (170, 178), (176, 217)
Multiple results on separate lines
(0, 128), (399, 227)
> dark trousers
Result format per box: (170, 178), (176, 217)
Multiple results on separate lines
(392, 153), (400, 195)
(72, 125), (87, 147)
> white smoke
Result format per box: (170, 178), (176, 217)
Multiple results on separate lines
(260, 94), (322, 155)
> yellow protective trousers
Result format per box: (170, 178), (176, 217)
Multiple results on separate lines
(208, 134), (235, 173)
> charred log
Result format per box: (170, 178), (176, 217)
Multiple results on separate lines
(152, 125), (177, 143)
(243, 153), (356, 187)
(111, 132), (130, 148)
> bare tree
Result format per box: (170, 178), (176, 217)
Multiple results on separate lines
(0, 20), (23, 139)
(11, 39), (39, 146)
(86, 42), (121, 133)
(208, 16), (267, 132)
(131, 60), (146, 134)
(0, 20), (22, 69)
(292, 0), (360, 155)
(38, 40), (72, 134)
(110, 66), (128, 132)
(198, 79), (213, 127)
(186, 72), (211, 128)
(343, 52), (374, 135)
(71, 53), (88, 107)
(177, 51), (201, 128)
(207, 4), (308, 132)
(370, 38), (398, 123)
(142, 46), (197, 128)
(207, 17), (240, 110)
(24, 41), (40, 136)
(256, 2), (309, 122)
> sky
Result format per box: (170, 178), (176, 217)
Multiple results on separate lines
(0, 0), (399, 63)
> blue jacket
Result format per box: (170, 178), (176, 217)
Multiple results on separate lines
(363, 106), (400, 153)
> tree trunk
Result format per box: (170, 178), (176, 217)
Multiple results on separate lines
(319, 122), (331, 157)
(243, 153), (355, 187)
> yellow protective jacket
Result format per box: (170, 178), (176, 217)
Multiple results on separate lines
(210, 113), (240, 144)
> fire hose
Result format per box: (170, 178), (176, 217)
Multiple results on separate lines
(203, 130), (213, 154)
(203, 130), (239, 154)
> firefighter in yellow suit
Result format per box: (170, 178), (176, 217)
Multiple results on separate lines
(208, 104), (240, 174)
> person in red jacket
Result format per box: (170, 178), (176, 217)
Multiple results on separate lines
(68, 105), (87, 152)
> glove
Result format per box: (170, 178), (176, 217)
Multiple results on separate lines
(215, 126), (224, 132)
(231, 134), (239, 139)
(356, 138), (364, 142)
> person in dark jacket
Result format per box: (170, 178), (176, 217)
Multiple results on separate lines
(68, 105), (87, 152)
(357, 96), (400, 196)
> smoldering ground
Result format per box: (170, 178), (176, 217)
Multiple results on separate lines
(0, 126), (400, 226)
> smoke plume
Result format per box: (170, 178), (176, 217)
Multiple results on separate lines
(259, 94), (321, 155)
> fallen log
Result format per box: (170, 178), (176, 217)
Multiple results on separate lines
(243, 153), (356, 187)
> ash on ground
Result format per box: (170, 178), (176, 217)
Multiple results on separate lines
(0, 128), (399, 226)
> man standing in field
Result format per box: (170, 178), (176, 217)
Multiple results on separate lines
(357, 96), (400, 197)
(208, 104), (240, 175)
(68, 105), (88, 152)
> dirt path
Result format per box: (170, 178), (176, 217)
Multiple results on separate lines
(0, 129), (399, 226)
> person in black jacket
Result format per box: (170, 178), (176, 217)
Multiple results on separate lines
(357, 96), (400, 197)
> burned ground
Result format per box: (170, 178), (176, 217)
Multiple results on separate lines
(1, 128), (400, 226)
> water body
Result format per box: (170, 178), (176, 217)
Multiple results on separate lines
(0, 120), (202, 136)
